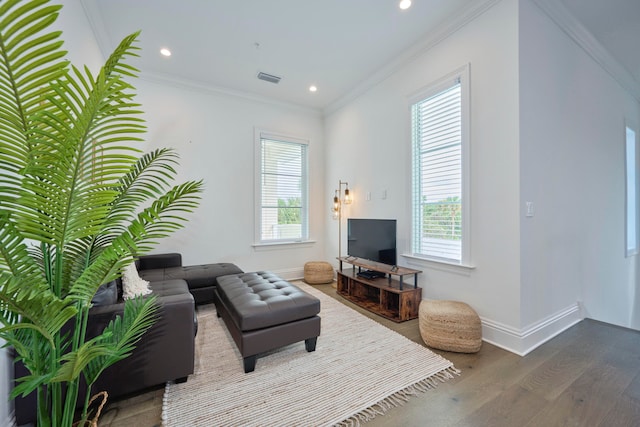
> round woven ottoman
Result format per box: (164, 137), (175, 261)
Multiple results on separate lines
(303, 261), (334, 285)
(419, 299), (482, 353)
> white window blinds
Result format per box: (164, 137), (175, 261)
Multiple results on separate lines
(259, 135), (308, 242)
(412, 80), (463, 261)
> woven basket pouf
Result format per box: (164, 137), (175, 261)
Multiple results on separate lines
(303, 261), (334, 284)
(419, 299), (482, 353)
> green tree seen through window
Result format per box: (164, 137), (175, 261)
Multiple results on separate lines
(278, 197), (301, 224)
(422, 196), (461, 240)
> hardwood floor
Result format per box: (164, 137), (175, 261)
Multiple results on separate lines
(98, 283), (640, 427)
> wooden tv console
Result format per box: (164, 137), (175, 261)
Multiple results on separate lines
(336, 257), (422, 323)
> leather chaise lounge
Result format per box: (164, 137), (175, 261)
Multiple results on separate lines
(214, 271), (321, 373)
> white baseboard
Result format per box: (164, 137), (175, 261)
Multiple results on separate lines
(273, 266), (581, 357)
(271, 267), (581, 357)
(480, 302), (583, 356)
(269, 267), (305, 282)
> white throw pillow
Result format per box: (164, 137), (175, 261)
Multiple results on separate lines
(122, 262), (152, 300)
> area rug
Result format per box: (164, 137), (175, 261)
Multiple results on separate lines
(162, 282), (459, 426)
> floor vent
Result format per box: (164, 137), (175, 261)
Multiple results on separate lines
(257, 72), (281, 84)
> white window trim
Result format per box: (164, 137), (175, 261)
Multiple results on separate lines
(402, 253), (476, 274)
(254, 128), (310, 245)
(625, 119), (639, 257)
(252, 240), (317, 250)
(407, 64), (471, 267)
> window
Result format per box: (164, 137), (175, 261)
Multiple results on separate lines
(255, 130), (308, 243)
(410, 67), (469, 264)
(626, 123), (638, 257)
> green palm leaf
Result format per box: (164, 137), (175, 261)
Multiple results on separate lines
(0, 0), (68, 190)
(129, 180), (204, 253)
(109, 148), (182, 225)
(68, 180), (203, 303)
(84, 148), (185, 264)
(0, 215), (76, 345)
(12, 66), (142, 247)
(55, 296), (158, 385)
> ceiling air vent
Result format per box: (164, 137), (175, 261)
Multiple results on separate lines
(257, 72), (281, 84)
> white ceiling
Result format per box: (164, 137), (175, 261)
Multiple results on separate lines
(81, 0), (640, 112)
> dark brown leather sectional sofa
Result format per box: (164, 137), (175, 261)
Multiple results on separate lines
(13, 253), (243, 426)
(137, 253), (243, 304)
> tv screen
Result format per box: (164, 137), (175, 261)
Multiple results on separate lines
(347, 219), (397, 265)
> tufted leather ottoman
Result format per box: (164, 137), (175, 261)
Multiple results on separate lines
(214, 271), (321, 372)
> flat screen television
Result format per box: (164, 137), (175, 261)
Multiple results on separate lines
(347, 218), (397, 266)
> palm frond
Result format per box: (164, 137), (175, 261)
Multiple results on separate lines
(11, 371), (53, 399)
(106, 148), (181, 230)
(65, 179), (202, 303)
(66, 245), (133, 305)
(6, 31), (143, 251)
(0, 0), (68, 188)
(127, 180), (204, 253)
(0, 269), (77, 350)
(77, 296), (158, 386)
(101, 31), (141, 80)
(0, 216), (77, 340)
(51, 340), (114, 384)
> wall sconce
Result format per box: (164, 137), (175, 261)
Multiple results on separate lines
(332, 180), (352, 258)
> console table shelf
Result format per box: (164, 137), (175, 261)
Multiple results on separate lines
(336, 257), (422, 323)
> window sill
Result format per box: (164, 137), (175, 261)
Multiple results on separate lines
(252, 240), (316, 251)
(401, 253), (475, 275)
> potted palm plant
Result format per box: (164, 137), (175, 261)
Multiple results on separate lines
(0, 1), (203, 425)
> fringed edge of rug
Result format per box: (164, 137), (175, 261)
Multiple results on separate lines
(333, 365), (461, 427)
(161, 380), (173, 426)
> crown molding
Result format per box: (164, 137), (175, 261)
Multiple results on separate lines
(323, 0), (501, 116)
(139, 71), (323, 117)
(79, 0), (112, 60)
(531, 0), (640, 103)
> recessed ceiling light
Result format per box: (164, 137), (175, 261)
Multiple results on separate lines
(309, 85), (318, 92)
(399, 0), (412, 10)
(160, 48), (172, 57)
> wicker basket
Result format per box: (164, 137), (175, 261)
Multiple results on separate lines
(303, 261), (334, 284)
(418, 299), (482, 353)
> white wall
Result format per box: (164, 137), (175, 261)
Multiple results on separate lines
(519, 0), (640, 331)
(325, 0), (524, 349)
(136, 78), (326, 277)
(58, 0), (104, 71)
